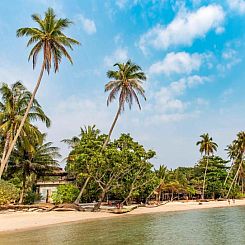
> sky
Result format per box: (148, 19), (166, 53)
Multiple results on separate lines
(0, 0), (244, 168)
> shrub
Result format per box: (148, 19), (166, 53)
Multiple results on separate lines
(52, 184), (79, 204)
(24, 191), (41, 204)
(0, 180), (19, 205)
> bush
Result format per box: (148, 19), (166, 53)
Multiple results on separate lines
(52, 184), (79, 204)
(24, 191), (41, 204)
(0, 180), (19, 205)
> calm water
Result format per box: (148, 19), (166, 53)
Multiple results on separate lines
(0, 207), (245, 245)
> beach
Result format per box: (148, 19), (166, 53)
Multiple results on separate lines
(1, 199), (245, 233)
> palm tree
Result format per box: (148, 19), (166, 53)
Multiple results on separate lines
(12, 133), (60, 203)
(196, 133), (218, 199)
(226, 131), (245, 198)
(0, 82), (50, 178)
(102, 60), (146, 149)
(146, 165), (167, 203)
(224, 142), (238, 185)
(0, 8), (80, 175)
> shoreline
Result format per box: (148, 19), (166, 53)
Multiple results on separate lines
(1, 199), (245, 234)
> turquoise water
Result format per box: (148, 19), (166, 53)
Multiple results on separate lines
(0, 206), (245, 245)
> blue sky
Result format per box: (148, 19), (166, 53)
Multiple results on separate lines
(0, 0), (244, 168)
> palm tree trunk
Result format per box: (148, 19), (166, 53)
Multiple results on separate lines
(0, 60), (45, 179)
(226, 158), (243, 198)
(224, 161), (234, 185)
(0, 132), (11, 177)
(74, 176), (90, 204)
(19, 171), (26, 204)
(242, 178), (244, 195)
(224, 153), (240, 185)
(102, 105), (121, 150)
(202, 157), (209, 199)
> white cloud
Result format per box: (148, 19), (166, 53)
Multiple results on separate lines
(149, 52), (202, 75)
(139, 4), (225, 52)
(115, 0), (141, 9)
(222, 48), (237, 60)
(104, 48), (128, 67)
(227, 0), (245, 14)
(196, 98), (209, 106)
(77, 14), (96, 35)
(218, 47), (242, 71)
(116, 0), (128, 9)
(220, 88), (234, 102)
(186, 75), (209, 87)
(148, 113), (190, 123)
(0, 60), (35, 90)
(150, 75), (207, 113)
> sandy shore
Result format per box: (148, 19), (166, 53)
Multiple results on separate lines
(0, 199), (245, 233)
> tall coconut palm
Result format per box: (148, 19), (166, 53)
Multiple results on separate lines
(226, 131), (245, 198)
(0, 82), (50, 178)
(12, 133), (60, 203)
(1, 8), (80, 176)
(196, 133), (218, 199)
(102, 60), (146, 150)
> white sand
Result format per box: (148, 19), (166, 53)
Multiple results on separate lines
(0, 199), (244, 233)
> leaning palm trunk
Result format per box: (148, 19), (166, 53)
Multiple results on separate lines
(0, 61), (45, 179)
(74, 176), (90, 204)
(226, 158), (243, 198)
(202, 157), (209, 199)
(224, 153), (240, 185)
(0, 132), (11, 176)
(224, 161), (234, 185)
(102, 105), (121, 150)
(19, 171), (26, 204)
(145, 181), (163, 204)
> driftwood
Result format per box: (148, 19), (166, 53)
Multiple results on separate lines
(0, 203), (85, 212)
(110, 205), (138, 214)
(0, 204), (52, 211)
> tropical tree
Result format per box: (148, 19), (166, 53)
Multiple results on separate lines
(224, 142), (238, 185)
(112, 134), (156, 205)
(102, 60), (146, 149)
(196, 156), (229, 199)
(11, 133), (60, 203)
(0, 8), (80, 175)
(0, 82), (50, 178)
(196, 133), (218, 199)
(226, 131), (245, 198)
(146, 165), (167, 203)
(65, 125), (103, 204)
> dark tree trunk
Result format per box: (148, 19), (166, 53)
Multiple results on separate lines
(19, 171), (26, 204)
(93, 189), (107, 211)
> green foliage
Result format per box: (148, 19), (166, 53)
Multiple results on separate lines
(198, 156), (230, 198)
(65, 128), (156, 206)
(23, 191), (41, 204)
(105, 60), (146, 111)
(52, 184), (79, 204)
(0, 180), (19, 205)
(17, 8), (80, 73)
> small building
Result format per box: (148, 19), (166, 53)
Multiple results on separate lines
(36, 168), (74, 203)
